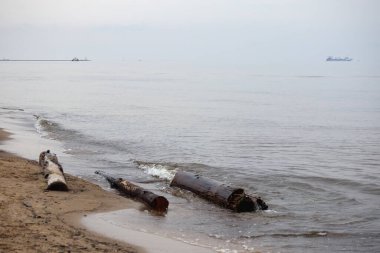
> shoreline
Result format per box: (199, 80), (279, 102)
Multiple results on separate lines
(0, 128), (215, 253)
(82, 212), (214, 253)
(0, 128), (11, 141)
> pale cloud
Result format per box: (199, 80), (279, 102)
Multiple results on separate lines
(0, 0), (254, 26)
(1, 0), (377, 27)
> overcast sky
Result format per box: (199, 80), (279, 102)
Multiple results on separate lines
(0, 0), (379, 69)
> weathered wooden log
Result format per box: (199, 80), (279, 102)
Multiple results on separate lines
(39, 150), (68, 191)
(170, 171), (268, 212)
(95, 171), (169, 212)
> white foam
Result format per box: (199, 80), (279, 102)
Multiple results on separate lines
(34, 115), (54, 138)
(137, 163), (177, 181)
(215, 249), (238, 253)
(34, 116), (45, 137)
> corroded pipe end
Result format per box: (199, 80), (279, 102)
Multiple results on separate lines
(46, 181), (69, 191)
(256, 197), (268, 210)
(152, 196), (169, 212)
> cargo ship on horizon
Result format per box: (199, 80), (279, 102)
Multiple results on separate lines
(326, 56), (352, 62)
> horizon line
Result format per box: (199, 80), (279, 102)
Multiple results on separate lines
(0, 59), (91, 62)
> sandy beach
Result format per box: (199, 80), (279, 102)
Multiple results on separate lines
(0, 128), (142, 253)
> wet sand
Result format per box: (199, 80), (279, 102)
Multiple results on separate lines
(82, 212), (215, 253)
(0, 128), (11, 141)
(0, 128), (142, 253)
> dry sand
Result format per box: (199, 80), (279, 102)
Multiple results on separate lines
(0, 128), (143, 253)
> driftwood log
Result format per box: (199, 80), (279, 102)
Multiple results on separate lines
(170, 171), (268, 212)
(38, 150), (68, 191)
(95, 171), (169, 212)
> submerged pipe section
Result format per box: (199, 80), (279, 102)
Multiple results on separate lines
(95, 171), (169, 212)
(170, 171), (268, 212)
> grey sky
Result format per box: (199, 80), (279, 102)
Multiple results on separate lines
(0, 0), (379, 70)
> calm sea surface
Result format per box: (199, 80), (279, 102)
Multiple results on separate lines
(1, 61), (380, 252)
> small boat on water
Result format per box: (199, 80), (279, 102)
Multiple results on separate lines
(326, 56), (352, 62)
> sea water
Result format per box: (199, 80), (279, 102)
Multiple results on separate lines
(1, 61), (379, 252)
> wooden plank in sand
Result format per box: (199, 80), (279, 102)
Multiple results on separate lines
(39, 150), (68, 191)
(170, 171), (268, 212)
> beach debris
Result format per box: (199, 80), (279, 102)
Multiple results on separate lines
(95, 171), (169, 212)
(38, 150), (68, 191)
(170, 171), (268, 212)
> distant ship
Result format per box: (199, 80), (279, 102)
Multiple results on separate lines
(0, 57), (90, 62)
(71, 57), (90, 62)
(326, 56), (352, 62)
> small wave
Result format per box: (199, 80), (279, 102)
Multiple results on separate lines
(1, 107), (24, 111)
(240, 230), (355, 239)
(33, 115), (136, 158)
(291, 175), (380, 196)
(33, 115), (89, 143)
(33, 115), (94, 150)
(34, 115), (60, 137)
(134, 161), (178, 181)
